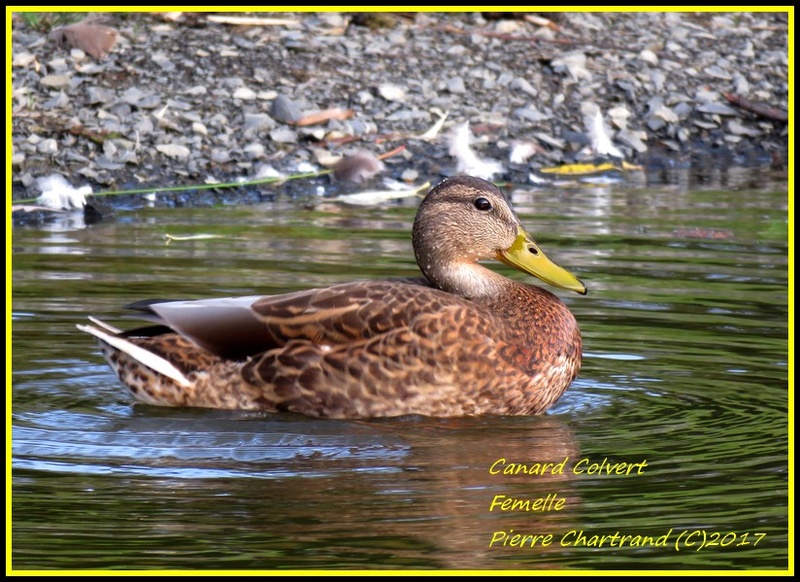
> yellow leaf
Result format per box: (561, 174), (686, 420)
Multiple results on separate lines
(540, 162), (623, 176)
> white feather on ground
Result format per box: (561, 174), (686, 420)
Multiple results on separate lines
(36, 174), (91, 210)
(448, 122), (504, 180)
(509, 141), (542, 164)
(415, 110), (448, 141)
(583, 105), (624, 159)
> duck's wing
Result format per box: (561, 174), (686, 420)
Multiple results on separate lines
(239, 303), (547, 417)
(125, 280), (457, 360)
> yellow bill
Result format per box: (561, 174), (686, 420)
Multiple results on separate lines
(497, 227), (587, 295)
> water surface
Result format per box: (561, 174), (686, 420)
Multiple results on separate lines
(10, 171), (789, 571)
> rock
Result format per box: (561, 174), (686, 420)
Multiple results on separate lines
(385, 109), (429, 122)
(152, 53), (176, 72)
(672, 102), (693, 120)
(727, 120), (761, 137)
(156, 144), (191, 159)
(244, 142), (266, 159)
(693, 120), (719, 129)
(378, 83), (405, 101)
(639, 49), (659, 65)
(533, 132), (565, 150)
(43, 91), (69, 109)
(13, 52), (37, 67)
(401, 168), (418, 182)
(243, 113), (275, 134)
(37, 139), (58, 154)
(514, 107), (549, 122)
(233, 87), (257, 100)
(697, 102), (739, 116)
(446, 77), (466, 94)
(733, 75), (750, 96)
(551, 51), (591, 81)
(617, 129), (648, 153)
(192, 122), (208, 136)
(269, 95), (302, 124)
(509, 77), (538, 97)
(608, 106), (631, 129)
(39, 75), (71, 90)
(184, 86), (208, 96)
(210, 149), (232, 163)
(269, 127), (297, 143)
(651, 104), (679, 124)
(86, 87), (115, 104)
(705, 65), (733, 80)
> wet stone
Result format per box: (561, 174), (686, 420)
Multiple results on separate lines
(697, 102), (739, 116)
(269, 95), (303, 124)
(40, 74), (72, 90)
(269, 127), (297, 143)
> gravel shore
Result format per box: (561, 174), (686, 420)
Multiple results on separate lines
(11, 10), (789, 210)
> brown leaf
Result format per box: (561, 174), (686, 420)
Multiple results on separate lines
(206, 15), (301, 27)
(293, 108), (354, 127)
(49, 20), (119, 59)
(723, 92), (788, 123)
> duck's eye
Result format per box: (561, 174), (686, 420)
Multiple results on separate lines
(474, 197), (492, 211)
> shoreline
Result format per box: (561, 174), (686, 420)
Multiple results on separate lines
(11, 11), (789, 210)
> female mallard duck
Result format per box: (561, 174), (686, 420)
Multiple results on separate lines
(78, 175), (587, 418)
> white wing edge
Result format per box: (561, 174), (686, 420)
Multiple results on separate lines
(77, 322), (193, 388)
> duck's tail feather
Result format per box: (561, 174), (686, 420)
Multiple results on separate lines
(77, 321), (192, 388)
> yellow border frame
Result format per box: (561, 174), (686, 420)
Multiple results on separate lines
(6, 5), (793, 576)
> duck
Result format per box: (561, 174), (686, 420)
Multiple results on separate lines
(78, 175), (587, 418)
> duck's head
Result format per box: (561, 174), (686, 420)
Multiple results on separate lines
(412, 175), (587, 297)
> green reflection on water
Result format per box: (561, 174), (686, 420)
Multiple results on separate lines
(11, 181), (789, 571)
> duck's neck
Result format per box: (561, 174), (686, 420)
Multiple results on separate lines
(426, 261), (516, 302)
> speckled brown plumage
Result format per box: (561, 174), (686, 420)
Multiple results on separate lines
(79, 175), (587, 418)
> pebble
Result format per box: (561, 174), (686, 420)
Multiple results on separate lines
(37, 139), (58, 154)
(446, 77), (466, 94)
(401, 169), (419, 182)
(514, 107), (549, 122)
(378, 83), (405, 102)
(244, 143), (266, 159)
(210, 149), (231, 163)
(733, 75), (750, 96)
(43, 91), (69, 109)
(269, 95), (302, 123)
(156, 144), (191, 159)
(617, 129), (648, 153)
(13, 52), (37, 67)
(39, 75), (71, 90)
(243, 113), (274, 134)
(86, 87), (114, 104)
(509, 77), (538, 97)
(269, 127), (297, 143)
(233, 87), (257, 100)
(151, 54), (176, 72)
(697, 102), (739, 116)
(705, 65), (733, 80)
(727, 120), (761, 137)
(192, 122), (208, 136)
(639, 49), (659, 65)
